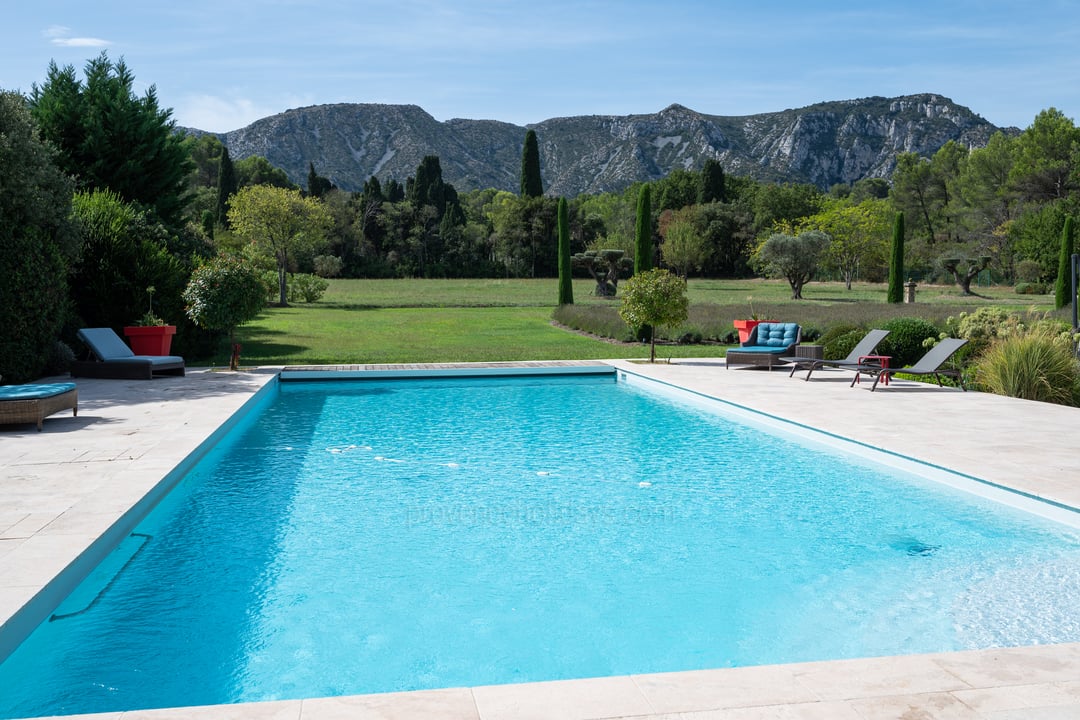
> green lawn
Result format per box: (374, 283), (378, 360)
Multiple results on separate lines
(220, 278), (1059, 367)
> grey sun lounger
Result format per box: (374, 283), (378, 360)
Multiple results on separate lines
(784, 328), (891, 380)
(70, 328), (186, 380)
(850, 337), (969, 391)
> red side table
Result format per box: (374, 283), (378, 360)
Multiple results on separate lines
(854, 355), (891, 386)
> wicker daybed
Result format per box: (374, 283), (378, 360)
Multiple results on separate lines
(0, 382), (78, 431)
(725, 322), (801, 370)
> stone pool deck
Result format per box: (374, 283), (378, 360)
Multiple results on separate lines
(1, 359), (1078, 720)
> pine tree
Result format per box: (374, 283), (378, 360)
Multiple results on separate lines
(887, 211), (905, 303)
(216, 146), (237, 227)
(1055, 215), (1075, 309)
(520, 129), (543, 198)
(557, 197), (574, 305)
(634, 184), (653, 274)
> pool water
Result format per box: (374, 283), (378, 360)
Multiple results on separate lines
(2, 374), (1079, 717)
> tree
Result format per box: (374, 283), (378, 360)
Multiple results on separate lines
(183, 256), (266, 370)
(1055, 216), (1075, 309)
(307, 162), (333, 199)
(227, 185), (332, 305)
(69, 188), (187, 331)
(887, 212), (905, 303)
(655, 168), (699, 211)
(804, 198), (890, 289)
(659, 207), (710, 276)
(234, 155), (296, 189)
(1010, 108), (1080, 203)
(557, 197), (573, 305)
(216, 146), (237, 227)
(520, 129), (543, 198)
(619, 268), (689, 362)
(634, 184), (653, 274)
(29, 52), (193, 228)
(572, 249), (630, 296)
(941, 255), (992, 295)
(0, 91), (79, 382)
(753, 230), (830, 299)
(699, 158), (726, 203)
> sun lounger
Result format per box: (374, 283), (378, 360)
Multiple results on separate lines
(783, 328), (891, 380)
(70, 328), (186, 380)
(0, 382), (78, 431)
(850, 337), (969, 391)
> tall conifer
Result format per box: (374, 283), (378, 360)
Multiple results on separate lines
(887, 211), (905, 303)
(557, 197), (573, 305)
(216, 146), (237, 228)
(1055, 216), (1075, 309)
(699, 158), (726, 204)
(634, 184), (653, 274)
(520, 129), (543, 198)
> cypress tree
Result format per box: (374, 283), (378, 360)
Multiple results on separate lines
(634, 184), (653, 274)
(887, 211), (905, 303)
(699, 158), (726, 204)
(1055, 216), (1075, 309)
(216, 145), (237, 228)
(557, 197), (573, 305)
(520, 129), (543, 198)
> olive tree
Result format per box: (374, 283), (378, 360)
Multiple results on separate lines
(619, 268), (689, 362)
(753, 230), (830, 299)
(227, 185), (332, 305)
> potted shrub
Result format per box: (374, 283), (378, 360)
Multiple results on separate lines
(123, 287), (176, 356)
(733, 296), (776, 343)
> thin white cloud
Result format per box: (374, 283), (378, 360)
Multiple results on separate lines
(52, 37), (111, 47)
(44, 25), (110, 48)
(174, 94), (303, 133)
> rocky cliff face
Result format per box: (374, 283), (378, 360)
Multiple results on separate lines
(195, 94), (1009, 196)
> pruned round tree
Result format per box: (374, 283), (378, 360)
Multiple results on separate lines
(183, 256), (266, 370)
(618, 268), (689, 362)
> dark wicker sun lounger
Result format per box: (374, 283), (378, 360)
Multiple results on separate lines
(783, 328), (890, 380)
(70, 328), (185, 380)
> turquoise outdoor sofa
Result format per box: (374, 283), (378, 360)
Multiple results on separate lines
(725, 322), (801, 370)
(0, 382), (78, 431)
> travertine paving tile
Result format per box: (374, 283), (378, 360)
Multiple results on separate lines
(473, 675), (653, 719)
(633, 665), (818, 713)
(301, 688), (476, 719)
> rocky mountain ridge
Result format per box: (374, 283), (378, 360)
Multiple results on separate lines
(189, 94), (1012, 196)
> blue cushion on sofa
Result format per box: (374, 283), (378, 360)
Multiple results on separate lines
(748, 323), (799, 347)
(0, 383), (77, 401)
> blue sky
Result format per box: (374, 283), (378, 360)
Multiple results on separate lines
(3, 1), (1078, 133)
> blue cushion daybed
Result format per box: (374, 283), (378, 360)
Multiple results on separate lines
(70, 328), (185, 380)
(0, 382), (78, 431)
(726, 322), (801, 370)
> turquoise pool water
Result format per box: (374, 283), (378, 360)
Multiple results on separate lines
(1, 373), (1079, 717)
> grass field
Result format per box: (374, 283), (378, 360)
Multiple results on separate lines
(219, 278), (1060, 367)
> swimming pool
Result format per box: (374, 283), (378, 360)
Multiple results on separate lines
(1, 369), (1079, 718)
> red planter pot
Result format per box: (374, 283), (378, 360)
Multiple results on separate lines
(732, 319), (778, 343)
(123, 325), (176, 356)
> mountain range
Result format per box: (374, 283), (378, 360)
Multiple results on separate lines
(189, 93), (1013, 197)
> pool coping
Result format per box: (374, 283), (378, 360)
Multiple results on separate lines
(2, 359), (1080, 719)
